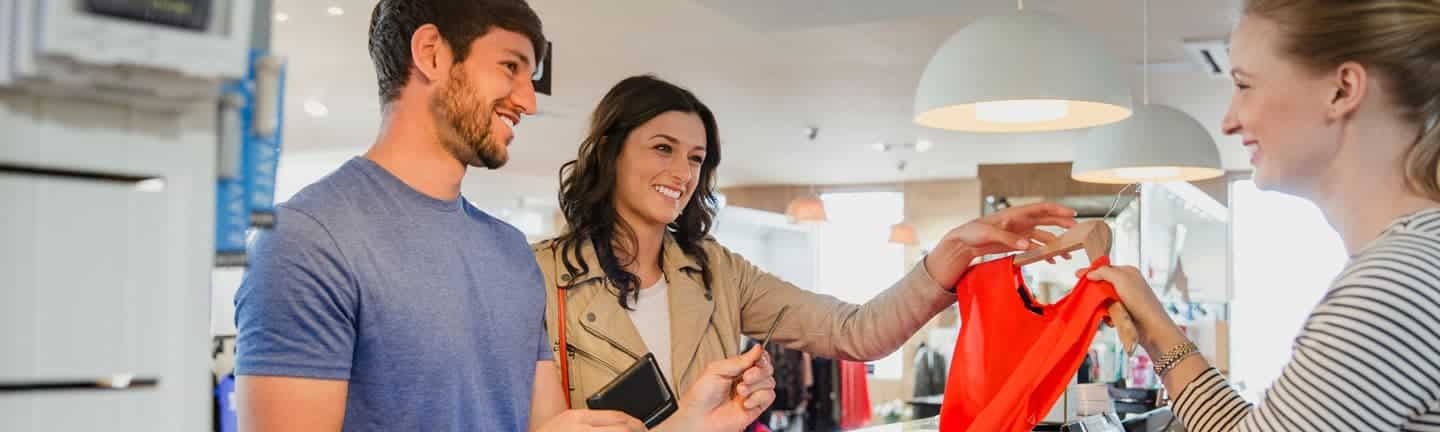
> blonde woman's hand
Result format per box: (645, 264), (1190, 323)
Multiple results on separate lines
(1083, 265), (1187, 353)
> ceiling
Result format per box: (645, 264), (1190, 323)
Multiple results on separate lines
(270, 0), (1248, 208)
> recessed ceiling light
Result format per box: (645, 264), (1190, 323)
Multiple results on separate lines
(327, 6), (345, 16)
(869, 142), (888, 152)
(273, 12), (289, 22)
(304, 99), (329, 117)
(915, 139), (934, 152)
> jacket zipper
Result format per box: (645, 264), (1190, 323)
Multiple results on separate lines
(567, 344), (624, 375)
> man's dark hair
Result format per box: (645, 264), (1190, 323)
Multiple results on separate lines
(368, 0), (546, 105)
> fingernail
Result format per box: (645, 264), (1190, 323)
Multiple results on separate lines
(1017, 240), (1030, 248)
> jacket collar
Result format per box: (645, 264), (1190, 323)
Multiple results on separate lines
(557, 232), (703, 288)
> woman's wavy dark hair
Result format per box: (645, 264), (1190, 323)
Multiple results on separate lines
(554, 75), (721, 309)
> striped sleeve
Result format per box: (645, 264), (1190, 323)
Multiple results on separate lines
(1171, 232), (1440, 432)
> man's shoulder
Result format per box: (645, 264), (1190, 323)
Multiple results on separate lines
(275, 159), (395, 237)
(457, 204), (538, 263)
(280, 165), (366, 220)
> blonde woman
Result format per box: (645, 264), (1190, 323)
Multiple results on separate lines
(1090, 1), (1440, 430)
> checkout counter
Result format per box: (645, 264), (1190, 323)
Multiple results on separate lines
(850, 407), (1177, 432)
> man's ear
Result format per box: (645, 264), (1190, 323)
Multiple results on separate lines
(410, 24), (452, 85)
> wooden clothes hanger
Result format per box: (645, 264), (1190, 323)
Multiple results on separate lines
(1012, 220), (1112, 266)
(1011, 220), (1138, 354)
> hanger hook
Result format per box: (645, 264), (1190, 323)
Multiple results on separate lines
(1103, 183), (1139, 219)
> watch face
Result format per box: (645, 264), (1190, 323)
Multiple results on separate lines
(85, 0), (212, 31)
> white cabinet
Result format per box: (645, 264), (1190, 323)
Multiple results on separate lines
(0, 89), (216, 431)
(0, 174), (170, 382)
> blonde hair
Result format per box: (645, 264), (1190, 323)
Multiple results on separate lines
(1245, 0), (1440, 199)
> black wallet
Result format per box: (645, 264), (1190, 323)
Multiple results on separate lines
(585, 353), (678, 428)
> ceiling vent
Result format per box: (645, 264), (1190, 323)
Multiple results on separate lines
(1183, 39), (1232, 78)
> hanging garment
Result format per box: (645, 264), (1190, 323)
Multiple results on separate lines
(912, 342), (948, 398)
(805, 357), (839, 431)
(839, 360), (873, 429)
(938, 256), (1121, 432)
(745, 338), (809, 411)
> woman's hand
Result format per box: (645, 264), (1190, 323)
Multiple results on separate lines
(1083, 265), (1211, 395)
(1083, 265), (1187, 354)
(924, 202), (1080, 288)
(659, 345), (776, 432)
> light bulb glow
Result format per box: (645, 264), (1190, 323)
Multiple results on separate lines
(974, 100), (1069, 123)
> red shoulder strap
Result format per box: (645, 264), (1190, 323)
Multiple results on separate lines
(556, 283), (572, 409)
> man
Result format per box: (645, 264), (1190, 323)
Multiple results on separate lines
(234, 1), (774, 431)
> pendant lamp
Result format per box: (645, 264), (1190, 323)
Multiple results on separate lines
(889, 223), (919, 245)
(1072, 105), (1224, 183)
(786, 187), (827, 224)
(914, 1), (1133, 133)
(1071, 0), (1223, 184)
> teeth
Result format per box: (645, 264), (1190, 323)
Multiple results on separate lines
(1244, 144), (1257, 155)
(654, 185), (681, 200)
(500, 115), (515, 128)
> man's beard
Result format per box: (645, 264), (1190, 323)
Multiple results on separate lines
(431, 69), (507, 169)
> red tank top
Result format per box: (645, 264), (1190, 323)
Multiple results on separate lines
(938, 256), (1120, 432)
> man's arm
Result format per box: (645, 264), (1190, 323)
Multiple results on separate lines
(529, 361), (569, 431)
(233, 209), (361, 432)
(238, 376), (348, 432)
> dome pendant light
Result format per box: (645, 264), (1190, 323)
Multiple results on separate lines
(914, 0), (1133, 133)
(889, 222), (918, 245)
(786, 185), (828, 224)
(1071, 0), (1223, 184)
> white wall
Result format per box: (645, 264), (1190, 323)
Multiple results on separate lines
(766, 230), (818, 290)
(816, 192), (906, 379)
(1229, 180), (1346, 400)
(712, 206), (820, 289)
(712, 211), (771, 269)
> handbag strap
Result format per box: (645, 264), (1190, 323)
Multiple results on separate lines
(557, 276), (573, 409)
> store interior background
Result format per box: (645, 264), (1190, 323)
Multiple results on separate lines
(221, 0), (1351, 422)
(2, 0), (1353, 430)
(208, 0), (1352, 422)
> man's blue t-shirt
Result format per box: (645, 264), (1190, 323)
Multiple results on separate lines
(235, 157), (552, 431)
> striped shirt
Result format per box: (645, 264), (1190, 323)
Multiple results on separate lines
(1173, 207), (1440, 431)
